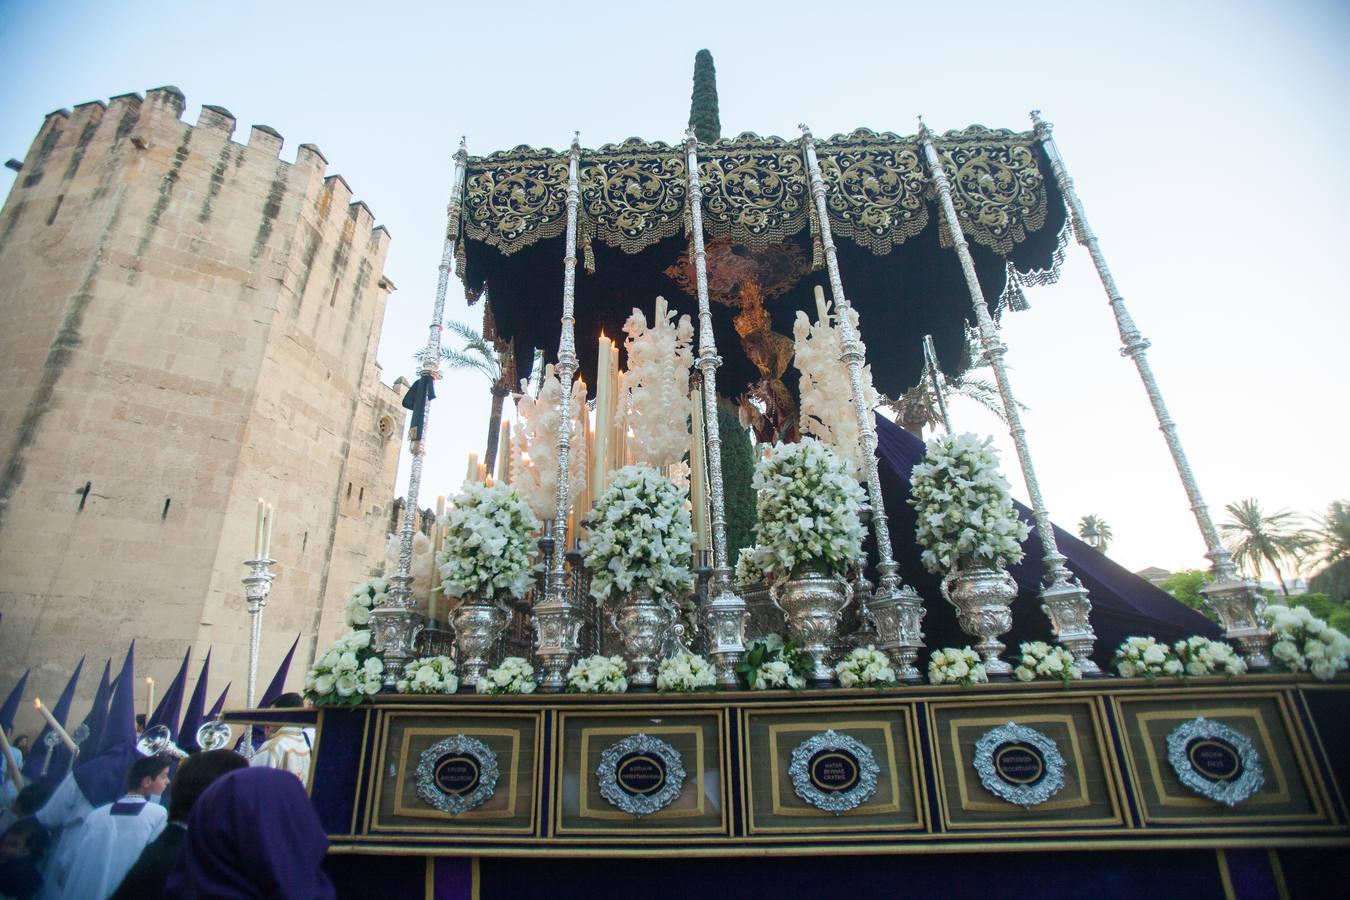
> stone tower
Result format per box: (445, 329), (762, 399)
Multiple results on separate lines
(0, 87), (407, 724)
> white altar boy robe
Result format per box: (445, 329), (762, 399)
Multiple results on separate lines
(249, 726), (314, 784)
(59, 793), (166, 900)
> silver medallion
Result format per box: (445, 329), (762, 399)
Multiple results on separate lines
(415, 734), (499, 815)
(1166, 717), (1264, 808)
(596, 733), (686, 817)
(788, 729), (880, 815)
(973, 722), (1066, 808)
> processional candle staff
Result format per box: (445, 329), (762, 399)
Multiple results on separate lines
(1029, 110), (1270, 668)
(0, 728), (23, 792)
(532, 134), (588, 691)
(242, 499), (277, 707)
(144, 678), (154, 719)
(800, 125), (927, 681)
(917, 119), (1101, 675)
(370, 138), (469, 687)
(33, 698), (78, 754)
(683, 128), (748, 687)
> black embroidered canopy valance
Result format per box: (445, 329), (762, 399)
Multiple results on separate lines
(457, 126), (1069, 403)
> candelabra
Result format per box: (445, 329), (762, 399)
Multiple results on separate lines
(241, 555), (276, 709)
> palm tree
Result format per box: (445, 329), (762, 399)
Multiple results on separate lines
(888, 335), (1014, 437)
(1077, 515), (1113, 553)
(436, 321), (512, 478)
(1219, 499), (1314, 597)
(1315, 500), (1350, 567)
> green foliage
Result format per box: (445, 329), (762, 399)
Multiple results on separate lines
(717, 400), (756, 563)
(1310, 557), (1350, 602)
(1161, 569), (1218, 622)
(688, 49), (721, 144)
(1290, 592), (1337, 621)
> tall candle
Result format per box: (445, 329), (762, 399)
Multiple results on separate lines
(814, 284), (829, 324)
(262, 503), (275, 558)
(465, 453), (478, 485)
(496, 421), (511, 485)
(476, 463), (487, 483)
(34, 698), (77, 753)
(655, 295), (667, 325)
(254, 498), (265, 558)
(592, 335), (611, 498)
(145, 677), (155, 719)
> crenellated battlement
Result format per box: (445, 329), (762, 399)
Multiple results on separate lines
(6, 86), (385, 242)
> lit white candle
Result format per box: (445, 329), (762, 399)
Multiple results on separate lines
(495, 420), (511, 484)
(262, 503), (275, 558)
(465, 453), (478, 485)
(34, 698), (77, 753)
(145, 677), (155, 719)
(254, 498), (265, 558)
(592, 335), (611, 496)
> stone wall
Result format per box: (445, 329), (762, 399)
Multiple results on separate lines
(0, 87), (405, 733)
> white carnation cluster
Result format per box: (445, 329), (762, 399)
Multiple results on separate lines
(752, 438), (868, 581)
(382, 531), (436, 610)
(622, 303), (694, 467)
(510, 364), (588, 520)
(734, 545), (774, 586)
(566, 654), (629, 694)
(792, 298), (877, 478)
(304, 629), (383, 705)
(345, 576), (384, 629)
(1173, 636), (1247, 679)
(1014, 641), (1082, 686)
(1113, 636), (1182, 681)
(656, 652), (717, 692)
(396, 656), (459, 695)
(437, 481), (540, 602)
(909, 432), (1029, 574)
(755, 660), (806, 690)
(835, 646), (897, 688)
(741, 635), (808, 690)
(1265, 605), (1350, 681)
(928, 647), (988, 686)
(583, 464), (694, 601)
(478, 657), (537, 695)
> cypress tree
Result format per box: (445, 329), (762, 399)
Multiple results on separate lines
(717, 400), (756, 563)
(689, 49), (722, 144)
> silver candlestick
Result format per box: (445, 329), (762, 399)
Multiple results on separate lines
(241, 555), (276, 708)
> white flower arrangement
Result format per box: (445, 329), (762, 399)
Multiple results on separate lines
(1014, 641), (1082, 686)
(738, 635), (810, 690)
(304, 628), (383, 706)
(583, 464), (694, 601)
(566, 654), (629, 694)
(1264, 605), (1350, 682)
(751, 438), (868, 581)
(734, 545), (773, 586)
(655, 652), (717, 692)
(835, 646), (897, 688)
(478, 657), (538, 695)
(1113, 636), (1183, 681)
(622, 301), (695, 468)
(1173, 636), (1248, 679)
(792, 298), (879, 478)
(396, 656), (459, 695)
(928, 647), (988, 687)
(908, 432), (1029, 574)
(437, 481), (540, 602)
(345, 576), (384, 629)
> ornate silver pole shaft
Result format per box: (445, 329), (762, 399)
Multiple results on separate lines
(684, 129), (748, 688)
(1029, 111), (1269, 667)
(800, 125), (926, 682)
(241, 556), (275, 707)
(918, 121), (1101, 675)
(371, 138), (469, 687)
(533, 135), (587, 691)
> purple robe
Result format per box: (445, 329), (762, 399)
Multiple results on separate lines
(163, 768), (333, 899)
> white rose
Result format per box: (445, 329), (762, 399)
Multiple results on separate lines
(335, 673), (357, 697)
(314, 673), (335, 695)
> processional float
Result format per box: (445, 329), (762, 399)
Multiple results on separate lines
(367, 112), (1272, 689)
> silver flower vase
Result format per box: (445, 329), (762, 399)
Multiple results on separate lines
(771, 569), (853, 685)
(451, 594), (510, 690)
(941, 565), (1017, 679)
(614, 585), (672, 689)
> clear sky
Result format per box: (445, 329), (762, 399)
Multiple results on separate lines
(2, 0), (1346, 576)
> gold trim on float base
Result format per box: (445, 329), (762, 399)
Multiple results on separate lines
(390, 727), (520, 823)
(1268, 849), (1291, 900)
(578, 725), (705, 821)
(766, 720), (900, 817)
(323, 833), (1350, 859)
(1216, 849), (1236, 900)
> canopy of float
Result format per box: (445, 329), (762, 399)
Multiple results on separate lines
(456, 126), (1069, 400)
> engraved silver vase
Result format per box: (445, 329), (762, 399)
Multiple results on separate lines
(614, 585), (672, 689)
(451, 594), (510, 690)
(941, 565), (1016, 678)
(771, 569), (853, 685)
